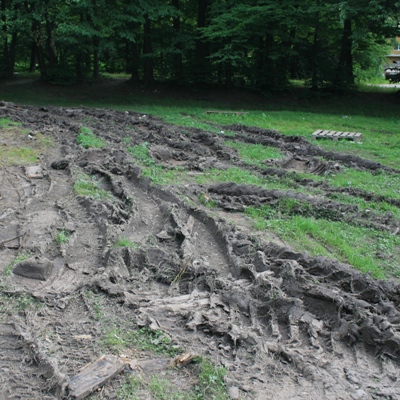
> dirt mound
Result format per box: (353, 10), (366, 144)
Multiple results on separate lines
(1, 102), (400, 399)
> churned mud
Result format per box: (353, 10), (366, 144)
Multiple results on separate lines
(0, 102), (399, 399)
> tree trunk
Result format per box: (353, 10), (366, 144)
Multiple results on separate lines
(128, 41), (140, 81)
(0, 0), (14, 78)
(310, 5), (320, 90)
(334, 18), (354, 87)
(225, 61), (232, 88)
(194, 0), (208, 82)
(8, 32), (17, 77)
(93, 39), (100, 80)
(143, 15), (154, 84)
(172, 0), (183, 81)
(29, 42), (37, 72)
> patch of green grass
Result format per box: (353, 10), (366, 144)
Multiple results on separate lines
(73, 173), (113, 200)
(327, 192), (400, 219)
(326, 169), (400, 199)
(1, 147), (39, 166)
(76, 126), (106, 148)
(113, 237), (139, 248)
(0, 118), (19, 128)
(128, 142), (154, 166)
(196, 167), (304, 193)
(55, 230), (70, 245)
(196, 167), (265, 186)
(102, 326), (181, 357)
(261, 216), (399, 279)
(193, 357), (228, 400)
(128, 143), (187, 185)
(141, 165), (187, 185)
(244, 205), (278, 230)
(225, 140), (284, 167)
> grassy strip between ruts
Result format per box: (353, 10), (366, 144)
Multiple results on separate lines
(245, 206), (400, 279)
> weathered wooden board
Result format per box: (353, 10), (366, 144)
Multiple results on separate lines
(312, 130), (362, 141)
(205, 110), (249, 115)
(68, 355), (126, 399)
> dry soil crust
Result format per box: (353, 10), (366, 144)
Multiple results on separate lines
(0, 102), (399, 400)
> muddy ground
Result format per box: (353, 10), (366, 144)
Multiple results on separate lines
(0, 101), (400, 400)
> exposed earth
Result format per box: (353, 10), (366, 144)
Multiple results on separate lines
(0, 101), (399, 399)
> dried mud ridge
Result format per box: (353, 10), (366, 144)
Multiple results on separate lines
(0, 101), (400, 399)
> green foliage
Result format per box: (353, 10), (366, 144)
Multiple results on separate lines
(55, 230), (70, 245)
(2, 0), (399, 87)
(76, 127), (106, 149)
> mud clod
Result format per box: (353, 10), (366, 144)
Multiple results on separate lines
(13, 256), (54, 280)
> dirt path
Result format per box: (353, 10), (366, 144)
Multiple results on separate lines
(0, 102), (400, 399)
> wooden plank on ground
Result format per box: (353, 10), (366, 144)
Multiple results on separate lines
(68, 355), (126, 399)
(312, 129), (323, 136)
(205, 110), (248, 115)
(312, 130), (363, 141)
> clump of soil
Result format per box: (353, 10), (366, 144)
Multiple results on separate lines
(0, 102), (400, 400)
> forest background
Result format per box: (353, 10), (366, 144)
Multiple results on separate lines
(1, 0), (400, 90)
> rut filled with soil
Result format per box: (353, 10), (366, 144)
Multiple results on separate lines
(0, 102), (400, 400)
